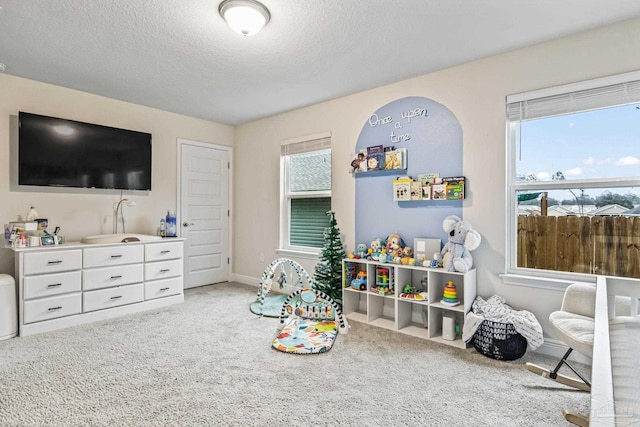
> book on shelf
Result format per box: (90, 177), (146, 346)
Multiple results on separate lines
(442, 176), (465, 200)
(431, 183), (447, 200)
(393, 176), (413, 201)
(410, 181), (422, 200)
(366, 145), (385, 171)
(418, 173), (439, 186)
(422, 183), (432, 200)
(384, 147), (407, 170)
(350, 149), (368, 173)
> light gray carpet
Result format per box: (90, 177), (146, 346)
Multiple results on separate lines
(0, 282), (590, 426)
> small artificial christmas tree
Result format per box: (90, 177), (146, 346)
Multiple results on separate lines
(313, 211), (346, 304)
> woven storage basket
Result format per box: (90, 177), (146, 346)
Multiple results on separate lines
(473, 320), (528, 361)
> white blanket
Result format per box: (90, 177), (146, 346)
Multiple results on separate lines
(462, 295), (544, 350)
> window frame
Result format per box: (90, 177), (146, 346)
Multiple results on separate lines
(505, 70), (640, 287)
(278, 132), (332, 258)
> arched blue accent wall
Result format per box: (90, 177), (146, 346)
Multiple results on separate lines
(354, 96), (463, 249)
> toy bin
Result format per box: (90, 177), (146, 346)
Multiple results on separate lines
(0, 274), (17, 340)
(473, 320), (527, 361)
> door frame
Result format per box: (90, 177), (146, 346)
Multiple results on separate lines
(176, 138), (233, 284)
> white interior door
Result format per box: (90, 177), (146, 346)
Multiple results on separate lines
(179, 140), (230, 288)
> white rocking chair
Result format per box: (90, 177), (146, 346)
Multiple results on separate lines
(526, 282), (631, 427)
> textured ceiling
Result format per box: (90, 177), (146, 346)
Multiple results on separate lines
(2, 0), (640, 125)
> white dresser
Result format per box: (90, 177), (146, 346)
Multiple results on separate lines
(14, 239), (184, 337)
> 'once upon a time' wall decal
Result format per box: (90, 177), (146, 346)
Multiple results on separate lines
(368, 106), (428, 143)
(355, 96), (462, 249)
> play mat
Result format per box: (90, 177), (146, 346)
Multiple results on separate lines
(250, 294), (288, 317)
(272, 288), (348, 355)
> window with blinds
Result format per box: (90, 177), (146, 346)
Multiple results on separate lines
(280, 134), (332, 252)
(506, 71), (640, 279)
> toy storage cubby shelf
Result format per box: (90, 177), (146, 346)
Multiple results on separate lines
(342, 259), (476, 349)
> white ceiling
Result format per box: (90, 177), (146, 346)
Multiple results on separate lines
(2, 0), (640, 125)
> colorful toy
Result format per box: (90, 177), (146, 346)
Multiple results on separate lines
(440, 215), (481, 273)
(440, 280), (460, 306)
(386, 232), (405, 258)
(272, 288), (349, 355)
(350, 271), (367, 291)
(355, 243), (368, 259)
(369, 237), (386, 260)
(344, 262), (358, 284)
(429, 252), (439, 268)
(399, 284), (427, 301)
(374, 266), (392, 295)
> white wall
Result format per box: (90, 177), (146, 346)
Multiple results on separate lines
(233, 17), (640, 338)
(0, 74), (234, 245)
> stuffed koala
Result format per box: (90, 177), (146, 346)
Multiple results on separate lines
(440, 215), (481, 273)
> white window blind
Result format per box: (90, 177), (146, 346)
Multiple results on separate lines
(290, 197), (331, 248)
(280, 134), (332, 251)
(280, 136), (331, 156)
(507, 79), (640, 121)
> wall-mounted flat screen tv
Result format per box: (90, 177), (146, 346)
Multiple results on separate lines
(18, 112), (152, 191)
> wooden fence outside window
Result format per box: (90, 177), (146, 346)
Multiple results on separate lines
(517, 215), (640, 278)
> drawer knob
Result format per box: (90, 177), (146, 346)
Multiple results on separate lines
(159, 287), (170, 291)
(160, 250), (171, 254)
(110, 296), (122, 300)
(160, 269), (170, 273)
(110, 254), (123, 259)
(110, 275), (123, 279)
(47, 306), (62, 311)
(47, 260), (63, 265)
(47, 283), (62, 288)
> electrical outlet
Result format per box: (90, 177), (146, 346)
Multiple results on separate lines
(259, 253), (265, 262)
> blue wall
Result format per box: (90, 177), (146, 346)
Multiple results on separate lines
(354, 96), (463, 250)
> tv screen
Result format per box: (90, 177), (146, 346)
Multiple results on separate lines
(18, 112), (152, 191)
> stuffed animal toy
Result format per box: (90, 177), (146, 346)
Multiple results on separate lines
(440, 215), (481, 273)
(369, 237), (386, 260)
(386, 233), (405, 258)
(355, 243), (368, 259)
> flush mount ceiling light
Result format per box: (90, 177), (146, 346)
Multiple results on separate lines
(219, 0), (270, 36)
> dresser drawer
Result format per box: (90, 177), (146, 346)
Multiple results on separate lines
(83, 245), (144, 268)
(83, 283), (144, 313)
(23, 293), (82, 324)
(144, 259), (182, 281)
(145, 277), (183, 300)
(83, 264), (144, 291)
(23, 250), (82, 276)
(23, 270), (82, 300)
(145, 241), (182, 262)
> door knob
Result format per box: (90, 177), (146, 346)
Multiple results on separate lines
(183, 222), (195, 227)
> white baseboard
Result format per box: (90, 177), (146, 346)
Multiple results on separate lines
(232, 273), (259, 287)
(532, 338), (592, 365)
